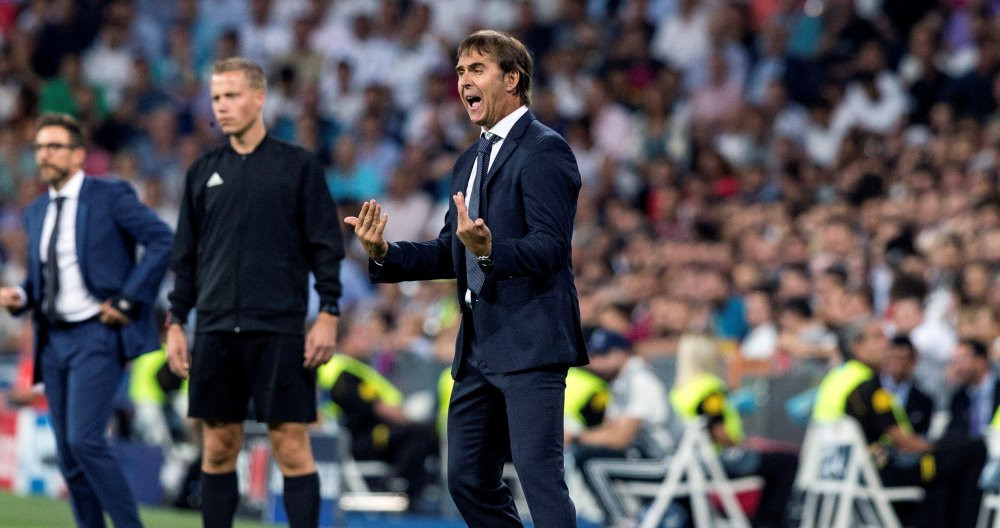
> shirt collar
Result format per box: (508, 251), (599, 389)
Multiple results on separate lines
(879, 373), (911, 393)
(971, 371), (996, 397)
(482, 105), (528, 141)
(48, 170), (85, 201)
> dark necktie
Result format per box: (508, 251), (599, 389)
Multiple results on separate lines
(465, 133), (500, 296)
(43, 196), (66, 322)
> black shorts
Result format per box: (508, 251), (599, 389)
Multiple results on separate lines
(188, 332), (317, 424)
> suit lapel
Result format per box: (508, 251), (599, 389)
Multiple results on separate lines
(75, 177), (90, 276)
(452, 142), (480, 203)
(26, 199), (45, 283)
(482, 111), (534, 192)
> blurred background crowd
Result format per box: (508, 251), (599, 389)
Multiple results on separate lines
(2, 0), (1000, 523)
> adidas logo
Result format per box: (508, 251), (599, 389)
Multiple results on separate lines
(207, 172), (224, 188)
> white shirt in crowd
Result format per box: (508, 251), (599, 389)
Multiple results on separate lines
(607, 357), (672, 456)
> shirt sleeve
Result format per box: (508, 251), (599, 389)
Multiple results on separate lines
(846, 380), (899, 443)
(299, 153), (345, 313)
(168, 164), (200, 324)
(329, 371), (379, 430)
(620, 370), (669, 425)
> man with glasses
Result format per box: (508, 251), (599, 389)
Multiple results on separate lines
(0, 113), (173, 528)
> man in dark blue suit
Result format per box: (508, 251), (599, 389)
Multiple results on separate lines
(0, 113), (172, 528)
(347, 30), (587, 527)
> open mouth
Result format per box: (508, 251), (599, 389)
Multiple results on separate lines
(465, 95), (482, 110)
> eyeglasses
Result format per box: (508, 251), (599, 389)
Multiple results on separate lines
(31, 143), (78, 152)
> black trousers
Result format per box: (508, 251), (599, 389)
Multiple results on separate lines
(882, 437), (986, 528)
(446, 316), (576, 528)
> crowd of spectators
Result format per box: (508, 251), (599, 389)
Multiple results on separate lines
(1, 0), (1000, 513)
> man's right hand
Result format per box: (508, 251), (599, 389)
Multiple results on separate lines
(344, 199), (389, 261)
(0, 287), (24, 311)
(165, 324), (190, 379)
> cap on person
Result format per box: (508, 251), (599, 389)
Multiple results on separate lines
(587, 329), (631, 356)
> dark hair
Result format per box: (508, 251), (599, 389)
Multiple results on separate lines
(35, 113), (86, 148)
(960, 338), (989, 360)
(780, 297), (812, 319)
(457, 30), (533, 106)
(890, 335), (917, 359)
(212, 57), (267, 91)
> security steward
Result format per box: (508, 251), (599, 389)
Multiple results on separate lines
(812, 317), (986, 528)
(565, 366), (611, 436)
(671, 335), (797, 528)
(318, 319), (436, 504)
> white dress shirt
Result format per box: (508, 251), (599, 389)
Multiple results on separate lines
(38, 170), (102, 322)
(463, 105), (529, 305)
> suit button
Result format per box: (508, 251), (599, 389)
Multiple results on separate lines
(234, 326), (241, 333)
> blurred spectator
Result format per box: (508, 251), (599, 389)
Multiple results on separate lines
(570, 328), (671, 522)
(379, 147), (434, 243)
(82, 21), (134, 110)
(881, 335), (935, 437)
(670, 334), (798, 528)
(946, 338), (1000, 439)
(239, 0), (292, 69)
(814, 318), (985, 528)
(318, 315), (437, 505)
(740, 290), (778, 360)
(326, 134), (381, 203)
(776, 297), (838, 364)
(39, 54), (109, 122)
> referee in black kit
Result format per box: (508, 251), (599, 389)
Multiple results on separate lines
(166, 57), (345, 528)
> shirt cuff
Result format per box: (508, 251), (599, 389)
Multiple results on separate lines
(13, 286), (26, 309)
(167, 309), (188, 327)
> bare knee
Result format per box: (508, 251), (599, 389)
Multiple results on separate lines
(269, 423), (315, 476)
(202, 422), (243, 473)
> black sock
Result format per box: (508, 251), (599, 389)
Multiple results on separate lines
(283, 472), (320, 528)
(200, 471), (239, 528)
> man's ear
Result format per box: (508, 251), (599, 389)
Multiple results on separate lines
(505, 70), (520, 96)
(72, 148), (87, 167)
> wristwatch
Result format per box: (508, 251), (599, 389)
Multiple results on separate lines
(477, 254), (494, 268)
(167, 311), (186, 329)
(318, 303), (340, 316)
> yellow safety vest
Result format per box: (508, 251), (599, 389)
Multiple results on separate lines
(128, 348), (187, 405)
(670, 373), (744, 445)
(317, 355), (403, 418)
(437, 368), (454, 437)
(812, 359), (913, 434)
(565, 367), (610, 429)
(992, 405), (1000, 430)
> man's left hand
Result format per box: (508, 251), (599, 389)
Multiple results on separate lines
(99, 300), (130, 326)
(453, 192), (492, 256)
(304, 312), (338, 369)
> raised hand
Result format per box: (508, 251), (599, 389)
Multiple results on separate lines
(344, 199), (389, 260)
(453, 192), (491, 256)
(0, 287), (23, 310)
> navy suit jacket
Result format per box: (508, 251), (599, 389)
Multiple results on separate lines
(22, 176), (173, 382)
(372, 111), (588, 376)
(947, 373), (1000, 438)
(905, 384), (934, 437)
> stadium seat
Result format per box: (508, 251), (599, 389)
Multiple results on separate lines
(795, 417), (923, 528)
(977, 431), (1000, 528)
(332, 424), (408, 513)
(584, 417), (762, 528)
